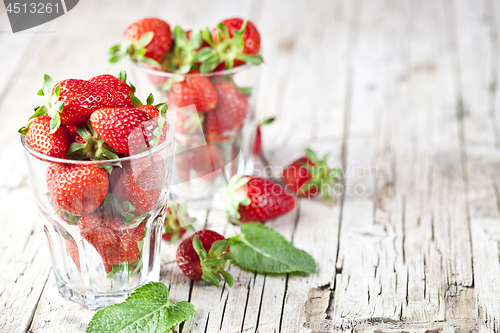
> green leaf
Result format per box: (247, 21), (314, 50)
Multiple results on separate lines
(86, 282), (194, 333)
(29, 105), (48, 120)
(173, 26), (187, 44)
(192, 236), (207, 260)
(238, 86), (253, 96)
(109, 55), (125, 63)
(208, 239), (229, 257)
(187, 28), (202, 49)
(260, 117), (275, 126)
(200, 58), (220, 73)
(202, 27), (216, 47)
(42, 74), (54, 98)
(136, 54), (161, 68)
(237, 54), (264, 66)
(229, 223), (317, 274)
(305, 148), (318, 163)
(219, 269), (234, 287)
(146, 93), (154, 105)
(195, 47), (216, 62)
(130, 93), (143, 107)
(49, 112), (61, 133)
(135, 31), (154, 50)
(117, 69), (127, 83)
(177, 64), (192, 74)
(109, 44), (121, 55)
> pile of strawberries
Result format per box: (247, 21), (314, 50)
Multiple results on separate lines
(111, 17), (264, 155)
(170, 147), (342, 286)
(20, 71), (170, 274)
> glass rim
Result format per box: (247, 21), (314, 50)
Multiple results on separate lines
(132, 61), (254, 78)
(20, 117), (175, 165)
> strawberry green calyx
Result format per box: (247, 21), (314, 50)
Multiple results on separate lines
(117, 68), (136, 93)
(200, 21), (264, 73)
(163, 26), (203, 74)
(222, 174), (251, 222)
(109, 32), (161, 68)
(192, 236), (237, 287)
(260, 117), (275, 126)
(300, 148), (342, 202)
(65, 122), (120, 162)
(32, 74), (65, 133)
(164, 201), (196, 243)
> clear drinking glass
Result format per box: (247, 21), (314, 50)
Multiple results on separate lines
(21, 119), (174, 309)
(131, 63), (260, 208)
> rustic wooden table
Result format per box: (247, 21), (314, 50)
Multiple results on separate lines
(2, 0), (500, 332)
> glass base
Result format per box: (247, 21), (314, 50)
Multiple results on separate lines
(55, 271), (159, 310)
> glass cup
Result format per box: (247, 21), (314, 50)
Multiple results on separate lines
(130, 63), (260, 208)
(21, 119), (174, 309)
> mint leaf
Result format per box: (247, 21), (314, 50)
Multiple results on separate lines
(229, 223), (316, 274)
(86, 282), (194, 333)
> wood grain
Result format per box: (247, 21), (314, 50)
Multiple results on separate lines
(2, 0), (500, 332)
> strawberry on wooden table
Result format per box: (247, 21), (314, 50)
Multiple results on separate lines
(282, 148), (342, 201)
(22, 115), (70, 158)
(162, 201), (196, 242)
(223, 175), (296, 223)
(46, 164), (109, 216)
(176, 230), (236, 287)
(205, 79), (249, 142)
(110, 18), (172, 67)
(253, 117), (275, 155)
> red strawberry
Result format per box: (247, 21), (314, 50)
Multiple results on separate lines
(136, 104), (160, 118)
(282, 148), (342, 201)
(67, 126), (77, 136)
(24, 115), (70, 158)
(119, 18), (172, 64)
(90, 107), (157, 155)
(174, 150), (194, 182)
(252, 118), (275, 155)
(89, 74), (134, 108)
(205, 80), (249, 142)
(46, 164), (109, 216)
(110, 157), (164, 215)
(167, 104), (203, 135)
(201, 18), (263, 71)
(162, 201), (196, 242)
(211, 18), (261, 55)
(193, 143), (224, 181)
(79, 214), (144, 273)
(65, 124), (123, 162)
(168, 71), (218, 113)
(50, 78), (127, 127)
(65, 239), (81, 271)
(223, 175), (295, 223)
(176, 230), (235, 286)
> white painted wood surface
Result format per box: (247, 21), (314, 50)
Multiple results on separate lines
(2, 0), (500, 332)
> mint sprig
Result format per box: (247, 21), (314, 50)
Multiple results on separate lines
(86, 282), (194, 333)
(228, 223), (317, 274)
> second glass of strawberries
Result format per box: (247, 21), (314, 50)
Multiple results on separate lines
(131, 63), (261, 208)
(21, 119), (175, 310)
